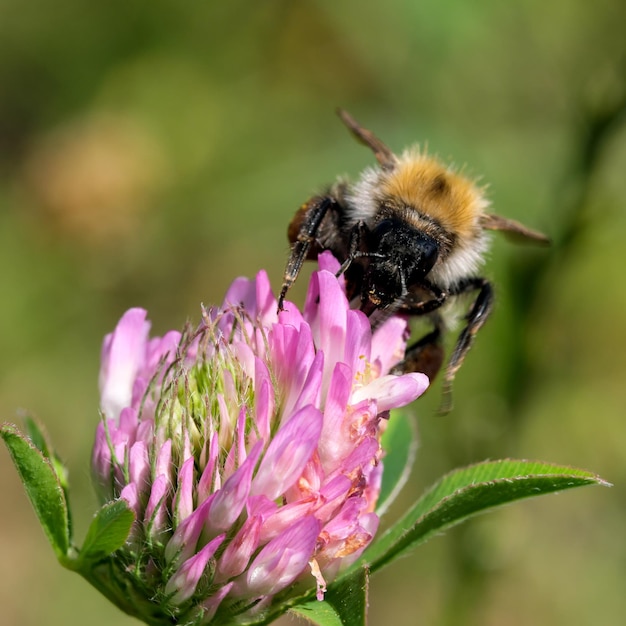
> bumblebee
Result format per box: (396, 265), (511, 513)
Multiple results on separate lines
(279, 110), (549, 411)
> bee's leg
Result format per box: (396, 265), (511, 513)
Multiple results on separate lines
(278, 196), (338, 311)
(388, 278), (493, 413)
(391, 323), (446, 384)
(336, 220), (369, 277)
(439, 277), (493, 414)
(390, 283), (448, 381)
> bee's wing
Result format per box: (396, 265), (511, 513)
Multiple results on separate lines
(481, 213), (550, 244)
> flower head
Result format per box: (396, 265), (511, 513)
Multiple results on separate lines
(92, 253), (428, 624)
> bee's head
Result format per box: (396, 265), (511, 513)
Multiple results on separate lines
(361, 219), (439, 311)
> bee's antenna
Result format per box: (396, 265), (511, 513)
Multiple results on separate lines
(336, 108), (397, 172)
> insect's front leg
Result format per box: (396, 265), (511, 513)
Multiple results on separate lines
(278, 195), (339, 311)
(336, 220), (369, 277)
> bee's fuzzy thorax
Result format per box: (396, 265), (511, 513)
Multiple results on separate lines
(344, 148), (491, 287)
(382, 149), (489, 241)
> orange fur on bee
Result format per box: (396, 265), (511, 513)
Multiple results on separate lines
(381, 150), (487, 240)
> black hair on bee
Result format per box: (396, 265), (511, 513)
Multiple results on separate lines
(279, 109), (549, 412)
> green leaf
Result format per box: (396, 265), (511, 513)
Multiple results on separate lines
(290, 601), (344, 626)
(23, 415), (52, 458)
(1, 422), (71, 559)
(355, 459), (609, 575)
(76, 499), (134, 566)
(22, 415), (70, 487)
(22, 414), (73, 535)
(377, 411), (417, 516)
(291, 567), (368, 626)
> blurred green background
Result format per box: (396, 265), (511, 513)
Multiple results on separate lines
(1, 1), (625, 625)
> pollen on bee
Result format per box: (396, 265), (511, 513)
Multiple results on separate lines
(381, 150), (488, 240)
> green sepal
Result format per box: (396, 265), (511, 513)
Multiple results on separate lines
(1, 422), (71, 559)
(290, 567), (369, 626)
(354, 459), (610, 575)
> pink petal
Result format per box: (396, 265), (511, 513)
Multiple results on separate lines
(317, 250), (342, 275)
(99, 308), (150, 420)
(174, 457), (195, 524)
(310, 271), (350, 397)
(351, 373), (429, 411)
(144, 474), (170, 539)
(258, 497), (317, 543)
(321, 362), (352, 439)
(165, 495), (214, 567)
(254, 359), (274, 442)
(145, 330), (182, 372)
(92, 421), (113, 497)
(221, 407), (248, 483)
(221, 276), (256, 313)
(118, 407), (139, 439)
(214, 516), (262, 582)
(106, 420), (131, 470)
(289, 350), (324, 416)
(200, 581), (234, 623)
(339, 511), (379, 567)
(326, 436), (380, 482)
(128, 441), (150, 498)
(135, 419), (154, 447)
(165, 534), (225, 605)
(343, 309), (372, 377)
(269, 323), (317, 419)
(286, 451), (324, 499)
(371, 316), (409, 373)
(254, 269), (279, 327)
(317, 498), (379, 564)
(230, 341), (256, 382)
(246, 494), (278, 519)
(120, 482), (139, 516)
(197, 433), (219, 503)
(244, 516), (321, 597)
(207, 442), (262, 533)
(314, 475), (353, 520)
(276, 299), (306, 326)
(154, 439), (172, 484)
(322, 497), (366, 538)
(250, 405), (323, 501)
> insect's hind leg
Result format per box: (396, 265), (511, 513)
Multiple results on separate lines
(389, 283), (448, 382)
(389, 277), (493, 414)
(391, 323), (445, 384)
(439, 277), (493, 414)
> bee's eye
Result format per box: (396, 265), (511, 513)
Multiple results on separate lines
(420, 235), (439, 263)
(370, 219), (396, 242)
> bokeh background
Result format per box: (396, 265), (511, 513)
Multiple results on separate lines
(1, 1), (625, 625)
